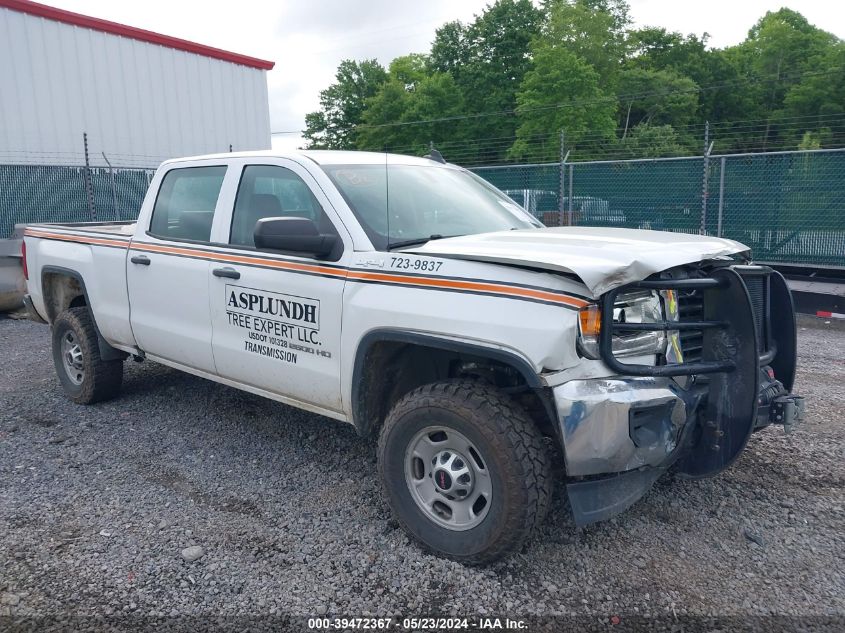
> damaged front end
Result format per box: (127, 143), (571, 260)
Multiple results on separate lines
(554, 263), (805, 526)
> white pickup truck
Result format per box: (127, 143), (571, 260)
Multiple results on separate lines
(22, 150), (804, 563)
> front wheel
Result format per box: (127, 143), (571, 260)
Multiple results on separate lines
(377, 381), (551, 564)
(51, 307), (123, 404)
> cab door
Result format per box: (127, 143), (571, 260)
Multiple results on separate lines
(127, 165), (227, 373)
(208, 161), (348, 413)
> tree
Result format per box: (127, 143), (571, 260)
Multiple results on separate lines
(388, 54), (429, 88)
(627, 27), (709, 75)
(696, 48), (764, 135)
(400, 73), (467, 148)
(354, 80), (411, 150)
(303, 2), (844, 160)
(798, 130), (823, 150)
(302, 59), (388, 149)
(541, 0), (631, 88)
(618, 124), (690, 158)
(431, 0), (543, 163)
(356, 73), (466, 152)
(781, 43), (845, 147)
(744, 8), (837, 81)
(616, 68), (699, 134)
(625, 27), (725, 123)
(510, 45), (616, 161)
(430, 21), (467, 77)
(738, 8), (840, 148)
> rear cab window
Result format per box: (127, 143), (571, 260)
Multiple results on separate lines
(149, 166), (227, 242)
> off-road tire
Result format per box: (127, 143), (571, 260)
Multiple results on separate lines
(51, 307), (123, 404)
(378, 380), (552, 565)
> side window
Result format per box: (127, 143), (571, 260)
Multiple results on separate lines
(230, 165), (330, 248)
(149, 166), (227, 242)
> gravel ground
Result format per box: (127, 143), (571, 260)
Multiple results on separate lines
(0, 315), (843, 627)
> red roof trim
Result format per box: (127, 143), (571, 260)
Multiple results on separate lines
(0, 0), (275, 70)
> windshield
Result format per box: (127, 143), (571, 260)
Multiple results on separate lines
(321, 162), (542, 250)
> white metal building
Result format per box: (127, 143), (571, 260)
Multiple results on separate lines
(0, 0), (274, 168)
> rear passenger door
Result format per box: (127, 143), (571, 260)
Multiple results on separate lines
(127, 165), (226, 373)
(208, 161), (348, 414)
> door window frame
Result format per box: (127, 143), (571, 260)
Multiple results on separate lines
(214, 159), (350, 261)
(229, 164), (334, 248)
(145, 164), (229, 245)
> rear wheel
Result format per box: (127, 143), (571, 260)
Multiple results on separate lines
(51, 307), (123, 404)
(378, 381), (551, 564)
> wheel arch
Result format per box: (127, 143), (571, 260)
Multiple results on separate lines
(41, 266), (88, 324)
(41, 266), (127, 362)
(350, 328), (545, 437)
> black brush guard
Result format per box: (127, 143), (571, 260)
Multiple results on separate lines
(597, 264), (801, 477)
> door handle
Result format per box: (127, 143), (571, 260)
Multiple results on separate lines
(130, 255), (150, 266)
(212, 267), (240, 280)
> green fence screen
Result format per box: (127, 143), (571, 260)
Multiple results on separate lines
(2, 149), (843, 267)
(472, 148), (845, 267)
(0, 164), (153, 238)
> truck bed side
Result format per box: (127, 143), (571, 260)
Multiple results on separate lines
(24, 223), (137, 349)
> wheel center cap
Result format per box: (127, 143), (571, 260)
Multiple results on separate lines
(430, 449), (474, 498)
(434, 469), (453, 491)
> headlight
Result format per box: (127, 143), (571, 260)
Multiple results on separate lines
(577, 290), (667, 360)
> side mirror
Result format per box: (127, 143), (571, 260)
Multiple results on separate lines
(253, 217), (337, 258)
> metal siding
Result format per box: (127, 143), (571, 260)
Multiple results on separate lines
(220, 60), (237, 151)
(186, 52), (203, 152)
(0, 7), (270, 167)
(206, 56), (224, 147)
(160, 47), (183, 156)
(4, 12), (35, 158)
(56, 23), (86, 159)
(132, 36), (156, 159)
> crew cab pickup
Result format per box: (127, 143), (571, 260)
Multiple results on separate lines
(22, 151), (805, 563)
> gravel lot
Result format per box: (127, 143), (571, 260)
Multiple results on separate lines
(1, 314), (843, 627)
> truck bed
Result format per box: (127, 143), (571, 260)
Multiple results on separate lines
(27, 221), (137, 238)
(24, 220), (136, 347)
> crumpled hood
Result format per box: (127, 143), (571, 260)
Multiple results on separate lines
(408, 227), (749, 297)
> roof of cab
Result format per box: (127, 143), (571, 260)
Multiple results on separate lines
(161, 149), (450, 168)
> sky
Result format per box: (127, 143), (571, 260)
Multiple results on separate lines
(44, 1), (845, 150)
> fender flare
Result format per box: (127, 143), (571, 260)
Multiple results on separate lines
(41, 265), (128, 362)
(350, 328), (542, 435)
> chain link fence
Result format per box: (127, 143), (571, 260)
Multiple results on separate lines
(0, 164), (154, 238)
(473, 148), (845, 267)
(3, 148), (844, 267)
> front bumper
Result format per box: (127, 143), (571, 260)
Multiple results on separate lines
(554, 264), (805, 527)
(554, 377), (694, 478)
(553, 375), (804, 526)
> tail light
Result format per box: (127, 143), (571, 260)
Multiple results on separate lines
(21, 239), (28, 280)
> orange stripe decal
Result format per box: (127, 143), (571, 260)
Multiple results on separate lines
(130, 242), (348, 278)
(24, 229), (588, 308)
(25, 228), (129, 249)
(347, 270), (587, 308)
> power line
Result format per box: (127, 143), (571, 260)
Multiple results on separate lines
(272, 64), (844, 136)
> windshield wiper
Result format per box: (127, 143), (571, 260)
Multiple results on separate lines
(387, 234), (455, 250)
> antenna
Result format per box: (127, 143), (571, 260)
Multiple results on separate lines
(424, 147), (446, 164)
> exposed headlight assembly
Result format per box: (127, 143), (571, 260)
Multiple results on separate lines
(578, 290), (667, 360)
